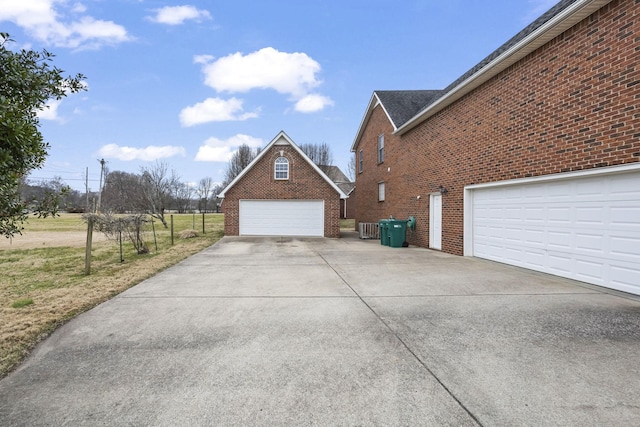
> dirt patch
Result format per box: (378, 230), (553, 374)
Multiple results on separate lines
(0, 232), (107, 250)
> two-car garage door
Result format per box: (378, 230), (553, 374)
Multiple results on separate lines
(470, 168), (640, 295)
(239, 200), (324, 237)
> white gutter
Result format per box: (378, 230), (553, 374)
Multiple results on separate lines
(396, 0), (613, 136)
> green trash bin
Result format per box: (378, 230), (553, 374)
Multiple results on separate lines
(378, 219), (389, 246)
(388, 220), (407, 248)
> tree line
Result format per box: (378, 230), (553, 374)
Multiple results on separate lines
(19, 166), (221, 228)
(17, 141), (340, 231)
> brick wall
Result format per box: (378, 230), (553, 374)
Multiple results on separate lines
(354, 105), (407, 227)
(222, 144), (342, 238)
(355, 0), (640, 255)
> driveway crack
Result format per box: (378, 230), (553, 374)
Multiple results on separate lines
(316, 252), (484, 427)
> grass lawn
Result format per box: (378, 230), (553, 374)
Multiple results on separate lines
(340, 218), (355, 230)
(0, 213), (224, 379)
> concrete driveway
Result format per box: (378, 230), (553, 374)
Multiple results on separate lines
(1, 234), (640, 426)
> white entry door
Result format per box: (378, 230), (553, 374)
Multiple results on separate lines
(430, 193), (442, 250)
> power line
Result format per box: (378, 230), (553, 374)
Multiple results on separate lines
(28, 177), (101, 182)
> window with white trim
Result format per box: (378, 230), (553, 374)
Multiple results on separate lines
(275, 157), (289, 180)
(378, 182), (385, 202)
(358, 150), (363, 173)
(377, 133), (384, 163)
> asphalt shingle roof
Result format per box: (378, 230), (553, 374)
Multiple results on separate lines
(374, 90), (444, 129)
(357, 0), (585, 145)
(420, 0), (580, 114)
(374, 1), (580, 125)
(318, 165), (355, 195)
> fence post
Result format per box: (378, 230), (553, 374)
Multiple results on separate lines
(119, 230), (124, 263)
(85, 217), (93, 275)
(151, 218), (158, 251)
(202, 212), (205, 234)
(171, 214), (174, 245)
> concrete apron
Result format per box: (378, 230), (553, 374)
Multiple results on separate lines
(1, 235), (640, 426)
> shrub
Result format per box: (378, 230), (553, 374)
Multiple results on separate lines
(179, 229), (199, 239)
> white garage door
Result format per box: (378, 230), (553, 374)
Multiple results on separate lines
(471, 170), (640, 295)
(239, 200), (324, 237)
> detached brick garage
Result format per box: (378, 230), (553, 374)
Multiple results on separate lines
(352, 0), (640, 294)
(219, 131), (347, 238)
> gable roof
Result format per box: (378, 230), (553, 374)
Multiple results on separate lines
(318, 165), (349, 184)
(318, 165), (355, 195)
(375, 90), (444, 129)
(218, 131), (349, 199)
(395, 0), (613, 135)
(350, 90), (442, 151)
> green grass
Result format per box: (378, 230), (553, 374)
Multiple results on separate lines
(1, 213), (225, 379)
(21, 213), (87, 232)
(340, 218), (355, 229)
(11, 298), (34, 309)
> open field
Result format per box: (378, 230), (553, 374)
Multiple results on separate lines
(0, 213), (106, 249)
(0, 213), (224, 378)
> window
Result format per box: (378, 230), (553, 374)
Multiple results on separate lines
(377, 133), (384, 163)
(358, 150), (363, 173)
(275, 157), (289, 180)
(378, 182), (385, 202)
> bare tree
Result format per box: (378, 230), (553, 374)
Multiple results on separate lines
(300, 142), (333, 166)
(347, 154), (356, 181)
(197, 177), (215, 212)
(174, 182), (194, 213)
(139, 161), (177, 228)
(224, 144), (261, 186)
(101, 171), (145, 214)
(212, 183), (224, 213)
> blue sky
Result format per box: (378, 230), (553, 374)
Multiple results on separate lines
(2, 0), (557, 192)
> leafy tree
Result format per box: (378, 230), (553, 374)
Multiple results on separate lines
(223, 144), (261, 186)
(0, 33), (86, 237)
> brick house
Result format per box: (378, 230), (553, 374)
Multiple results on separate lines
(219, 131), (347, 238)
(352, 0), (640, 294)
(318, 165), (355, 219)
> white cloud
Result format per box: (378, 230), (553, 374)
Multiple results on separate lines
(98, 144), (186, 161)
(179, 97), (259, 127)
(199, 47), (322, 98)
(71, 3), (86, 14)
(193, 54), (214, 64)
(195, 134), (263, 162)
(148, 5), (211, 25)
(294, 94), (334, 113)
(0, 0), (130, 49)
(37, 99), (63, 121)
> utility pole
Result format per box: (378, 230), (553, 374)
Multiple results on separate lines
(85, 167), (89, 212)
(97, 158), (106, 213)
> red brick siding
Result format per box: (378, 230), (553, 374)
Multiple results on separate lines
(354, 106), (403, 228)
(344, 188), (356, 220)
(222, 144), (342, 237)
(355, 0), (640, 255)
